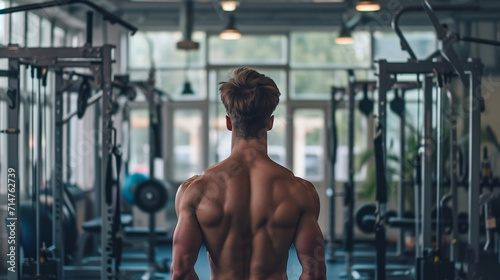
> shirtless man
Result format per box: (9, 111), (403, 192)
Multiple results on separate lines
(171, 67), (326, 280)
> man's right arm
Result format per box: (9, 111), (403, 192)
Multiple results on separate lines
(171, 177), (203, 280)
(293, 180), (326, 280)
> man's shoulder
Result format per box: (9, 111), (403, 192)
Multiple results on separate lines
(293, 178), (317, 196)
(176, 175), (204, 202)
(288, 177), (319, 210)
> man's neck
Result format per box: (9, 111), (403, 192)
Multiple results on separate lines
(230, 134), (269, 159)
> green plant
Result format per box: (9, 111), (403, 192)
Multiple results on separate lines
(356, 119), (419, 212)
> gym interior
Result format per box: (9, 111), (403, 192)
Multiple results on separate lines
(1, 0), (500, 279)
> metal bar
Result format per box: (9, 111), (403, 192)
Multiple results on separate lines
(468, 58), (482, 269)
(6, 58), (20, 280)
(421, 75), (433, 253)
(397, 89), (406, 256)
(36, 69), (43, 277)
(379, 60), (477, 75)
(327, 87), (339, 262)
(86, 11), (93, 46)
(391, 4), (480, 60)
(60, 91), (103, 124)
(435, 80), (443, 251)
(0, 69), (14, 77)
(459, 35), (500, 47)
(0, 46), (104, 58)
(0, 0), (137, 34)
(53, 70), (65, 279)
(447, 88), (459, 262)
(344, 79), (355, 278)
(66, 86), (72, 183)
(374, 124), (387, 280)
(376, 60), (388, 163)
(100, 44), (115, 280)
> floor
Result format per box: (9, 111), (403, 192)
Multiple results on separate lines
(1, 242), (416, 279)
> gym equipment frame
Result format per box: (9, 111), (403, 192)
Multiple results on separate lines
(376, 58), (483, 280)
(0, 43), (117, 280)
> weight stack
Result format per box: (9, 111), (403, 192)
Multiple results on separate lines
(0, 205), (7, 274)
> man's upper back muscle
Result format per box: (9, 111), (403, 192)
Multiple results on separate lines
(180, 154), (320, 279)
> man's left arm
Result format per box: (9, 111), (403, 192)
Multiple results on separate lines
(171, 179), (203, 280)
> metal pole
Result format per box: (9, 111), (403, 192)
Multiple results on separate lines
(468, 59), (482, 274)
(421, 75), (433, 253)
(436, 81), (443, 252)
(376, 61), (388, 158)
(397, 89), (406, 256)
(6, 57), (21, 280)
(53, 70), (65, 279)
(36, 68), (43, 277)
(344, 79), (355, 279)
(327, 87), (338, 262)
(447, 88), (459, 262)
(100, 44), (115, 280)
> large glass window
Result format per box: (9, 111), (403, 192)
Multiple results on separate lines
(373, 30), (437, 61)
(40, 18), (51, 47)
(293, 109), (325, 181)
(10, 8), (25, 46)
(173, 109), (203, 181)
(290, 70), (368, 99)
(334, 108), (369, 182)
(129, 108), (150, 174)
(291, 31), (371, 67)
(26, 13), (40, 47)
(0, 1), (9, 46)
(209, 34), (287, 65)
(53, 26), (65, 47)
(129, 69), (207, 100)
(128, 31), (205, 69)
(128, 31), (206, 101)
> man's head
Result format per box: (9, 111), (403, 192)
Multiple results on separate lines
(220, 67), (281, 139)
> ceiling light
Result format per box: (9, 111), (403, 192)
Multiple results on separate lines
(219, 14), (241, 40)
(221, 0), (239, 12)
(177, 0), (199, 50)
(355, 0), (380, 12)
(181, 81), (194, 95)
(335, 27), (353, 45)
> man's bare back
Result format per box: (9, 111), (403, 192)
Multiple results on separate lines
(172, 143), (326, 280)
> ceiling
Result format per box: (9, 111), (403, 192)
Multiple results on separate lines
(108, 0), (500, 32)
(14, 0), (500, 33)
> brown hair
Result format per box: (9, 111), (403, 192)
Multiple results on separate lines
(220, 67), (281, 139)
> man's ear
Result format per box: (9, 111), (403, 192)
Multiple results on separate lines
(226, 115), (233, 131)
(267, 115), (274, 131)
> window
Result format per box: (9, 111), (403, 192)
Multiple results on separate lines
(293, 109), (326, 181)
(373, 30), (437, 61)
(128, 31), (206, 101)
(40, 18), (51, 47)
(129, 69), (207, 100)
(334, 108), (369, 182)
(0, 0), (9, 46)
(290, 70), (369, 100)
(173, 109), (203, 181)
(26, 12), (40, 47)
(53, 26), (65, 47)
(209, 34), (287, 65)
(128, 31), (205, 69)
(128, 108), (150, 174)
(10, 6), (25, 46)
(291, 31), (371, 67)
